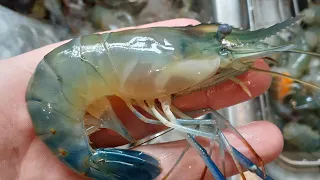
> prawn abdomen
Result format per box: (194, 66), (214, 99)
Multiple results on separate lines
(26, 34), (162, 179)
(25, 58), (94, 175)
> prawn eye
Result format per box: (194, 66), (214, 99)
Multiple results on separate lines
(215, 24), (232, 42)
(218, 24), (232, 35)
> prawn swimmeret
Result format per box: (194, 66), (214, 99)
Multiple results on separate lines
(25, 15), (320, 180)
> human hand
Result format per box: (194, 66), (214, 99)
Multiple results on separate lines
(0, 19), (283, 180)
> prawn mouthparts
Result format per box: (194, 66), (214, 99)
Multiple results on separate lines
(25, 13), (319, 180)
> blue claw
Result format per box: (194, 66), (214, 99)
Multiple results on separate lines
(88, 148), (161, 180)
(232, 146), (274, 180)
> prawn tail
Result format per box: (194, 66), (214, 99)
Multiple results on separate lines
(88, 148), (162, 180)
(232, 147), (274, 180)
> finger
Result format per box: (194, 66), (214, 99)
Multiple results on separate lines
(90, 59), (271, 147)
(134, 121), (283, 180)
(172, 59), (271, 111)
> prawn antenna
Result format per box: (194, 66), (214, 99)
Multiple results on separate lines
(128, 128), (174, 149)
(248, 66), (320, 90)
(162, 145), (191, 180)
(285, 49), (320, 57)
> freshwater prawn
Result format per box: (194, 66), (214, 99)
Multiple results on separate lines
(25, 14), (320, 180)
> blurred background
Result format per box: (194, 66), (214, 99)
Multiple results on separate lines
(0, 0), (319, 180)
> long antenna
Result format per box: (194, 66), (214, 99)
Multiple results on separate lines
(249, 66), (320, 90)
(128, 128), (174, 149)
(286, 49), (320, 57)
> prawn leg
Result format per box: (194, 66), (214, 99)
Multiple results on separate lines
(124, 98), (226, 179)
(170, 106), (227, 178)
(84, 114), (102, 136)
(170, 104), (247, 180)
(124, 99), (216, 126)
(156, 97), (228, 180)
(186, 134), (226, 180)
(229, 77), (252, 97)
(202, 108), (272, 180)
(158, 98), (272, 180)
(86, 97), (135, 142)
(231, 147), (273, 180)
